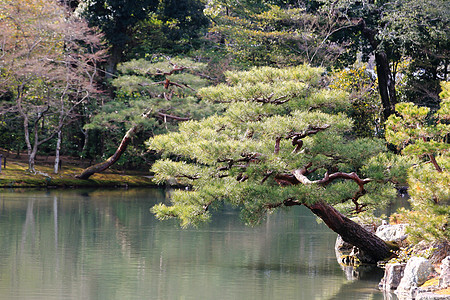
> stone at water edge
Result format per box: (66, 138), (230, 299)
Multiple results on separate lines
(376, 224), (408, 243)
(440, 256), (450, 288)
(415, 292), (450, 300)
(395, 257), (434, 299)
(379, 262), (407, 291)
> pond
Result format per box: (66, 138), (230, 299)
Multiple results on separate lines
(0, 188), (395, 300)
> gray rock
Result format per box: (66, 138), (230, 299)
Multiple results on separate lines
(379, 262), (407, 291)
(415, 292), (450, 300)
(440, 256), (450, 288)
(376, 224), (408, 242)
(396, 257), (434, 299)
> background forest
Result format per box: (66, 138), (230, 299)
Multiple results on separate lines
(0, 0), (449, 246)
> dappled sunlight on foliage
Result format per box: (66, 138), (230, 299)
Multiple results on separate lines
(147, 65), (395, 228)
(330, 64), (381, 137)
(385, 83), (450, 243)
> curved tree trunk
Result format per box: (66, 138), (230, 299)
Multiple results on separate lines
(76, 109), (152, 180)
(75, 124), (139, 180)
(305, 201), (393, 263)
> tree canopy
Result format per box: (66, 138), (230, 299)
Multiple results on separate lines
(147, 65), (394, 225)
(0, 0), (105, 172)
(386, 82), (450, 243)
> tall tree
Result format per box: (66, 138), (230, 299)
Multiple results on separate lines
(379, 0), (450, 109)
(147, 65), (400, 263)
(0, 0), (105, 173)
(385, 82), (450, 243)
(205, 0), (449, 119)
(76, 0), (209, 72)
(76, 57), (217, 179)
(128, 0), (210, 58)
(76, 0), (159, 75)
(204, 2), (347, 67)
(321, 0), (450, 119)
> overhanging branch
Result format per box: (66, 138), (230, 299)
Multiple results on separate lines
(292, 165), (373, 212)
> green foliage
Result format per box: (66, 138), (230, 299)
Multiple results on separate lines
(388, 244), (436, 264)
(329, 64), (381, 137)
(85, 57), (218, 168)
(362, 152), (416, 185)
(379, 0), (450, 109)
(76, 0), (158, 49)
(122, 0), (209, 58)
(386, 102), (450, 158)
(385, 85), (450, 243)
(205, 4), (345, 67)
(147, 65), (394, 227)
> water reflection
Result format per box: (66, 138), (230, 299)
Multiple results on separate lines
(0, 189), (392, 300)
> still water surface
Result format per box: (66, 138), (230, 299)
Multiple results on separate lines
(0, 188), (393, 300)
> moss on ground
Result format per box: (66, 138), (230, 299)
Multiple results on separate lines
(0, 160), (156, 188)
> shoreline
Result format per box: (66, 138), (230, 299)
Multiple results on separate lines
(0, 159), (157, 188)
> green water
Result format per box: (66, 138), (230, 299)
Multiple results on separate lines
(0, 188), (392, 300)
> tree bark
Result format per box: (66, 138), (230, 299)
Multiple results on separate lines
(105, 45), (122, 78)
(76, 109), (152, 180)
(360, 20), (396, 121)
(54, 129), (62, 174)
(374, 51), (396, 120)
(81, 127), (89, 156)
(275, 167), (395, 263)
(75, 124), (140, 180)
(305, 201), (393, 263)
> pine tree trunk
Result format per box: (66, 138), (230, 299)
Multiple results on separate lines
(75, 124), (139, 180)
(305, 201), (393, 263)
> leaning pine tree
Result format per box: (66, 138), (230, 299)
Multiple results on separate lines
(147, 65), (399, 263)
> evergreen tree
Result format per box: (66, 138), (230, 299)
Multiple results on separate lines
(204, 3), (346, 67)
(128, 0), (210, 58)
(76, 57), (218, 178)
(147, 65), (399, 263)
(385, 82), (450, 243)
(76, 0), (159, 74)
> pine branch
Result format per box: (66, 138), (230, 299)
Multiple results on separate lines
(254, 93), (290, 105)
(264, 198), (302, 209)
(274, 125), (330, 154)
(148, 65), (188, 77)
(157, 112), (191, 122)
(261, 170), (274, 184)
(292, 165), (373, 213)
